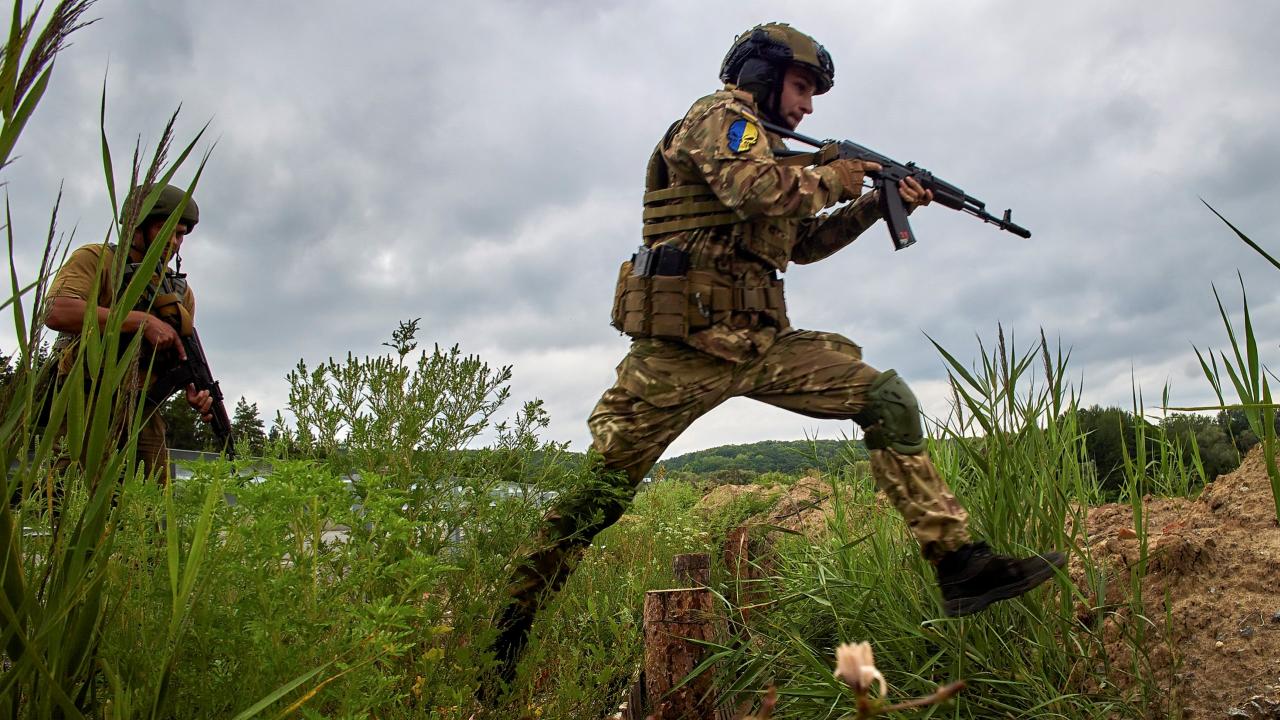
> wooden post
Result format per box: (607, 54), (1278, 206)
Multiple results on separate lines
(672, 552), (710, 587)
(622, 554), (713, 719)
(723, 526), (771, 625)
(643, 588), (719, 719)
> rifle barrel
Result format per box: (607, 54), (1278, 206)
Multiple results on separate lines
(759, 120), (1031, 240)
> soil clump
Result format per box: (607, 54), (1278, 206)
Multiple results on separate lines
(1070, 444), (1280, 719)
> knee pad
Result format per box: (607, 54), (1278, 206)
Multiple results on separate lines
(854, 369), (926, 454)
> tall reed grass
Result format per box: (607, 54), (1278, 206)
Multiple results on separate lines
(670, 323), (1237, 719)
(1184, 202), (1280, 521)
(0, 3), (311, 716)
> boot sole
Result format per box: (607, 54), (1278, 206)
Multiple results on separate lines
(943, 552), (1067, 617)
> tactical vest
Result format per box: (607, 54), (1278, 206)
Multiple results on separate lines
(610, 116), (831, 341)
(123, 251), (194, 338)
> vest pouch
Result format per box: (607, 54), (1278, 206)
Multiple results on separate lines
(765, 276), (789, 330)
(648, 275), (688, 339)
(610, 260), (633, 332)
(621, 274), (651, 337)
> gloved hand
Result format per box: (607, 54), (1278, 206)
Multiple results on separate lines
(822, 158), (882, 202)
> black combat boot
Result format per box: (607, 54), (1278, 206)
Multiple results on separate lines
(935, 542), (1066, 617)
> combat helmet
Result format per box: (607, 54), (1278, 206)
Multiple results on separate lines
(125, 183), (199, 233)
(719, 23), (834, 123)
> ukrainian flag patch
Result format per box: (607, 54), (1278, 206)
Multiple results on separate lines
(727, 119), (759, 153)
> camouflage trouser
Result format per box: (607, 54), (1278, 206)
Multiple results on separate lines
(502, 329), (970, 618)
(48, 400), (171, 492)
(136, 404), (171, 484)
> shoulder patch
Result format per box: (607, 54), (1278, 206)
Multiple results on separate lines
(727, 118), (760, 154)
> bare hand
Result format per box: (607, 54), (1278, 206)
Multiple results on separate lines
(186, 383), (214, 423)
(138, 313), (187, 360)
(900, 175), (933, 209)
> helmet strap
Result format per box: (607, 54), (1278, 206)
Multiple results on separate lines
(736, 58), (786, 126)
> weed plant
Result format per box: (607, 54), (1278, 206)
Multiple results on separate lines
(81, 316), (612, 717)
(0, 2), (243, 717)
(696, 327), (1224, 720)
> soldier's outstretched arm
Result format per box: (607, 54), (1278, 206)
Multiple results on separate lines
(791, 191), (882, 264)
(792, 175), (934, 264)
(45, 296), (186, 358)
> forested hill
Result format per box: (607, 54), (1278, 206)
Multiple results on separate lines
(656, 439), (865, 475)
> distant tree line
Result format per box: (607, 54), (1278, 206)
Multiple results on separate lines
(656, 439), (863, 482)
(1077, 405), (1270, 495)
(653, 408), (1266, 493)
(161, 394), (267, 456)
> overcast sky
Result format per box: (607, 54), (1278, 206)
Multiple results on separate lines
(4, 0), (1278, 459)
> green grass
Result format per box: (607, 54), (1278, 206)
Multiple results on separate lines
(691, 330), (1120, 719)
(5, 2), (1279, 717)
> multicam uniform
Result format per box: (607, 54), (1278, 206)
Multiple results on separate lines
(481, 28), (1067, 688)
(506, 85), (972, 619)
(47, 243), (196, 482)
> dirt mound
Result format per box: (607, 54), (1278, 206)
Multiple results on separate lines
(694, 483), (778, 519)
(695, 476), (854, 538)
(754, 476), (836, 536)
(1071, 445), (1280, 719)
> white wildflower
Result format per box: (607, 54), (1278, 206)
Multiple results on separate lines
(833, 641), (887, 697)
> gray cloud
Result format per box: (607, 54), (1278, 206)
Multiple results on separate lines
(4, 0), (1279, 456)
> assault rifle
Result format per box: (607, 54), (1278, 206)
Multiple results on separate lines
(145, 328), (236, 459)
(760, 120), (1031, 250)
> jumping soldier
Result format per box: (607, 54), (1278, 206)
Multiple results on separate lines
(486, 22), (1065, 689)
(44, 184), (215, 484)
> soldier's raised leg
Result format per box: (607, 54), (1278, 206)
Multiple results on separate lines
(743, 330), (1065, 617)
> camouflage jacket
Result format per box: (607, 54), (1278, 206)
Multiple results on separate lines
(650, 85), (883, 361)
